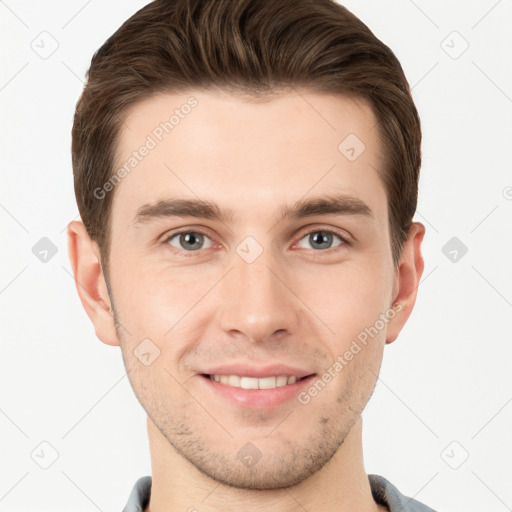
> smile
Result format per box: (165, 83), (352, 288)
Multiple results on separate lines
(206, 374), (306, 389)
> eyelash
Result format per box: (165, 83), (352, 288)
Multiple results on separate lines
(161, 226), (352, 258)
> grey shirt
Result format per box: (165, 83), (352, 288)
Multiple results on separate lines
(122, 474), (437, 511)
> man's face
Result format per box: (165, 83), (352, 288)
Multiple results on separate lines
(105, 89), (401, 488)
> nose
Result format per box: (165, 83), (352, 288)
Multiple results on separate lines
(216, 247), (301, 344)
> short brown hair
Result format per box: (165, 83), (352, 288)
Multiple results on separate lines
(72, 0), (421, 276)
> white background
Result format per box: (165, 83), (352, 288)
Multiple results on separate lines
(1, 1), (511, 510)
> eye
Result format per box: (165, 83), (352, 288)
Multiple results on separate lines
(162, 226), (351, 257)
(164, 230), (213, 253)
(295, 229), (349, 251)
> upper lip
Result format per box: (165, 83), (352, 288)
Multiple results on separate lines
(199, 363), (316, 379)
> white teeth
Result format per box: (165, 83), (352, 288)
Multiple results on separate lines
(228, 375), (240, 387)
(240, 377), (259, 389)
(258, 377), (276, 389)
(276, 376), (288, 387)
(209, 374), (302, 389)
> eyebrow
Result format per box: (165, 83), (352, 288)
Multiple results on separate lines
(131, 193), (374, 226)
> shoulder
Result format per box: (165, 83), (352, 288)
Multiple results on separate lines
(122, 476), (152, 512)
(368, 474), (438, 512)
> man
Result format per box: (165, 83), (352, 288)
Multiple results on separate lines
(67, 0), (435, 510)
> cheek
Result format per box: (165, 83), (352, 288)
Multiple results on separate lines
(295, 259), (392, 329)
(313, 273), (392, 375)
(109, 249), (179, 327)
(110, 262), (212, 369)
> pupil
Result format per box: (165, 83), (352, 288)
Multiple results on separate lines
(311, 231), (331, 249)
(182, 232), (202, 250)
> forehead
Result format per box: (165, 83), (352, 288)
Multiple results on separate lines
(110, 88), (387, 230)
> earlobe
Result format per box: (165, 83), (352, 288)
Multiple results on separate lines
(385, 222), (426, 344)
(67, 220), (120, 346)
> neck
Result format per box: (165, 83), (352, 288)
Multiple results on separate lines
(145, 416), (384, 512)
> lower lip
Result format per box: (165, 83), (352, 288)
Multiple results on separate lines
(199, 374), (317, 409)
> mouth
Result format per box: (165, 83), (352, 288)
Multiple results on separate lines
(199, 373), (317, 409)
(200, 373), (313, 389)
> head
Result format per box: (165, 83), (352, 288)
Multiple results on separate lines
(68, 0), (425, 490)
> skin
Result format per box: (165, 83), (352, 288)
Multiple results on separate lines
(68, 88), (425, 512)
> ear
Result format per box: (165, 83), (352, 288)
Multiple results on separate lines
(385, 222), (425, 344)
(67, 220), (120, 346)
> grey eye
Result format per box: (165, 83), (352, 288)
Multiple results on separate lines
(297, 231), (345, 250)
(167, 232), (213, 251)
